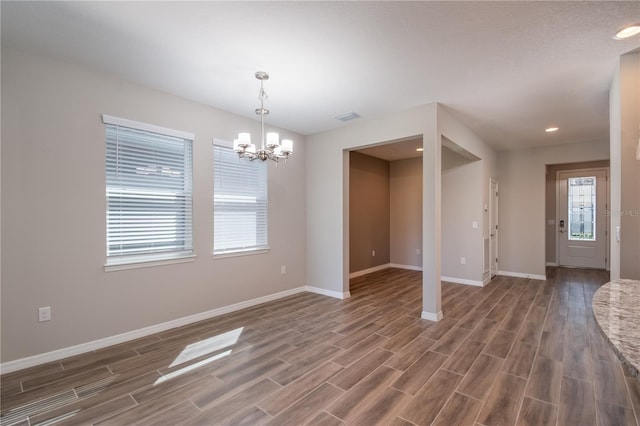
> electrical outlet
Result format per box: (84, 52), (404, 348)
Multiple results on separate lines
(416, 248), (421, 255)
(460, 257), (466, 265)
(372, 250), (376, 257)
(472, 221), (478, 229)
(280, 266), (286, 275)
(38, 307), (51, 322)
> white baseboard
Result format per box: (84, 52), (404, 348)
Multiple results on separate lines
(498, 270), (546, 281)
(389, 263), (423, 271)
(421, 311), (443, 321)
(441, 276), (483, 287)
(1, 286), (309, 374)
(305, 286), (351, 300)
(1, 263), (499, 374)
(349, 263), (391, 278)
(545, 262), (558, 267)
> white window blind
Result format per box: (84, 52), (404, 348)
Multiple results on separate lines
(105, 116), (193, 263)
(214, 144), (268, 254)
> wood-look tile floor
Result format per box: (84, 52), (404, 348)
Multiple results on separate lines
(2, 267), (639, 425)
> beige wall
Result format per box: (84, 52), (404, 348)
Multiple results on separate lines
(619, 52), (640, 280)
(390, 158), (422, 268)
(610, 52), (640, 280)
(441, 146), (483, 282)
(349, 152), (390, 273)
(498, 141), (609, 277)
(1, 48), (307, 362)
(437, 108), (497, 285)
(545, 160), (610, 265)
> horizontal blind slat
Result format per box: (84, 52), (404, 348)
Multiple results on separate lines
(105, 122), (193, 258)
(213, 145), (268, 253)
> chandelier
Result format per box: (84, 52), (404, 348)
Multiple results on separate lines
(233, 71), (293, 162)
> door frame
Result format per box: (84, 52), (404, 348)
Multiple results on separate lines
(489, 179), (499, 279)
(554, 167), (609, 269)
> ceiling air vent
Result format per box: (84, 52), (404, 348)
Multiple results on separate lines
(334, 111), (360, 122)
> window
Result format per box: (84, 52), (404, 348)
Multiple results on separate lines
(104, 115), (194, 267)
(213, 143), (268, 255)
(568, 176), (596, 241)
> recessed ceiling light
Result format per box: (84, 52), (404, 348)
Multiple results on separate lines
(614, 24), (640, 40)
(416, 147), (424, 152)
(545, 127), (559, 133)
(334, 111), (360, 122)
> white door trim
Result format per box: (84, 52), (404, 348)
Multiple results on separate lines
(489, 179), (499, 279)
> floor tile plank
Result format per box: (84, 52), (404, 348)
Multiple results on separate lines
(525, 355), (562, 404)
(33, 395), (137, 426)
(432, 392), (483, 426)
(557, 376), (597, 426)
(516, 397), (557, 426)
(502, 342), (537, 379)
(476, 373), (527, 426)
(0, 267), (620, 426)
(347, 387), (410, 426)
(192, 378), (281, 424)
(442, 338), (485, 375)
(592, 359), (631, 408)
(390, 351), (447, 396)
(259, 362), (343, 416)
(399, 369), (463, 425)
(484, 329), (516, 359)
(306, 411), (345, 426)
(595, 400), (637, 426)
(457, 353), (504, 401)
(264, 383), (344, 426)
(326, 365), (400, 422)
(329, 348), (394, 391)
(384, 337), (436, 371)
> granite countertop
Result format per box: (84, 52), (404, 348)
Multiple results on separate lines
(592, 279), (640, 378)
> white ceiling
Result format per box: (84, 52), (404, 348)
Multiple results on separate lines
(2, 1), (639, 151)
(356, 138), (425, 161)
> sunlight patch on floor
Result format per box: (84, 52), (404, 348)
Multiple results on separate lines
(154, 349), (232, 386)
(168, 327), (243, 368)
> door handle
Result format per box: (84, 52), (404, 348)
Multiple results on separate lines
(559, 219), (565, 233)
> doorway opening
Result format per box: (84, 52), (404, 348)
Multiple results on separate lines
(347, 137), (424, 287)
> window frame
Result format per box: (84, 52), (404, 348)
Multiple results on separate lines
(212, 139), (269, 258)
(103, 114), (195, 271)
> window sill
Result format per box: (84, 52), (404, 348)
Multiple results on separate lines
(105, 253), (196, 272)
(213, 248), (270, 260)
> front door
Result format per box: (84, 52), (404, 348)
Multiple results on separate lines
(558, 169), (607, 269)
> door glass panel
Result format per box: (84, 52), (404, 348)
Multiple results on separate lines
(568, 176), (596, 241)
